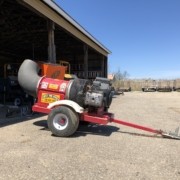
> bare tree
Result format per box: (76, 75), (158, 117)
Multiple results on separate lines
(115, 68), (129, 80)
(122, 70), (129, 80)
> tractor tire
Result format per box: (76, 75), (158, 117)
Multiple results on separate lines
(47, 106), (79, 137)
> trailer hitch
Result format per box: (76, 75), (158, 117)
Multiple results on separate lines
(162, 127), (180, 140)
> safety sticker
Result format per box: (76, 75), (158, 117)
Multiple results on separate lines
(41, 82), (48, 89)
(41, 93), (60, 103)
(60, 83), (67, 92)
(49, 83), (58, 90)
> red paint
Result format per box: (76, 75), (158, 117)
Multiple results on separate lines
(81, 112), (162, 135)
(111, 119), (162, 134)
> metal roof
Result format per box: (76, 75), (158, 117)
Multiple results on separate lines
(42, 0), (111, 54)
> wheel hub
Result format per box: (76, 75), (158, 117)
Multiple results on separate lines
(53, 113), (68, 130)
(59, 118), (66, 126)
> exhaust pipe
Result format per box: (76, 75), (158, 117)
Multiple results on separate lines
(18, 59), (42, 97)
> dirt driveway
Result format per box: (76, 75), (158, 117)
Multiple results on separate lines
(0, 92), (180, 180)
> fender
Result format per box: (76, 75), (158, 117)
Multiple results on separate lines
(47, 100), (84, 113)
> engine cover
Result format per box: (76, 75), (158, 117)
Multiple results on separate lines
(84, 91), (104, 107)
(91, 77), (113, 108)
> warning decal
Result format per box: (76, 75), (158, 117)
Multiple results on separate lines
(41, 93), (60, 103)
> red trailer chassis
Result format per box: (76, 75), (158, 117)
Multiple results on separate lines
(33, 103), (180, 140)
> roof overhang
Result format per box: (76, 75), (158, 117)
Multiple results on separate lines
(20, 0), (111, 56)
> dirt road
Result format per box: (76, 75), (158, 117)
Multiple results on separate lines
(0, 92), (180, 180)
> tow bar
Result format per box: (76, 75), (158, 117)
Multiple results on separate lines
(112, 118), (180, 140)
(82, 113), (180, 140)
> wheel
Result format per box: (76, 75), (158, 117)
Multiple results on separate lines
(47, 106), (79, 137)
(14, 97), (23, 106)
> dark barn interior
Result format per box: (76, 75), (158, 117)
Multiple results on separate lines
(0, 0), (110, 115)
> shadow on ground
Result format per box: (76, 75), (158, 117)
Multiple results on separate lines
(33, 120), (120, 137)
(0, 113), (44, 128)
(118, 131), (163, 139)
(33, 119), (170, 140)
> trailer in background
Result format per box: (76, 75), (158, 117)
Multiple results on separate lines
(119, 80), (131, 92)
(142, 79), (157, 92)
(157, 80), (173, 92)
(173, 79), (180, 91)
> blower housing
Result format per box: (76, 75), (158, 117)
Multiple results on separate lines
(18, 59), (113, 110)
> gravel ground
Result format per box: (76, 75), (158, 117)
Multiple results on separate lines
(0, 92), (180, 180)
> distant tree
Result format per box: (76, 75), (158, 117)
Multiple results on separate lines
(114, 69), (122, 80)
(114, 68), (129, 80)
(122, 70), (129, 80)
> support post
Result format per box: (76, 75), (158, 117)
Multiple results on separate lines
(84, 44), (88, 79)
(101, 56), (105, 77)
(47, 20), (56, 63)
(104, 56), (108, 78)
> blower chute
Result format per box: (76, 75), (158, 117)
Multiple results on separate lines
(18, 59), (180, 139)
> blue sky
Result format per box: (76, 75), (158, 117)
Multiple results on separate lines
(55, 0), (180, 79)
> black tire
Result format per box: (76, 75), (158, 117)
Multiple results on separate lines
(47, 106), (79, 137)
(14, 97), (23, 106)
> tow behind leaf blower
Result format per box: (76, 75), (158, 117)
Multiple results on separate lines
(18, 59), (180, 139)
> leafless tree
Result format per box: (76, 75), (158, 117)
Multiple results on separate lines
(115, 68), (129, 80)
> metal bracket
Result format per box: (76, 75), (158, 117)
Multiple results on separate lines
(162, 127), (180, 140)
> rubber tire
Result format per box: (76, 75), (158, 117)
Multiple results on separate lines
(47, 106), (79, 137)
(14, 97), (22, 106)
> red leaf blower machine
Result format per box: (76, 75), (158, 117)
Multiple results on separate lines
(18, 59), (180, 139)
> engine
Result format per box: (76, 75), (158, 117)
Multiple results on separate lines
(67, 77), (113, 109)
(18, 59), (113, 111)
(84, 77), (113, 108)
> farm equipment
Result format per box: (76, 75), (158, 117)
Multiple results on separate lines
(0, 63), (33, 106)
(142, 80), (157, 92)
(173, 79), (180, 91)
(157, 80), (173, 92)
(18, 59), (180, 139)
(119, 80), (131, 92)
